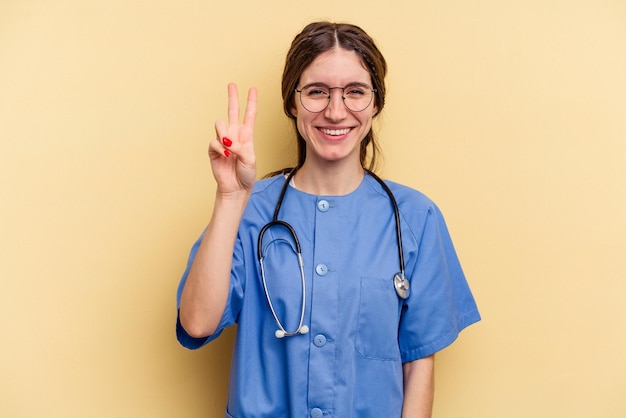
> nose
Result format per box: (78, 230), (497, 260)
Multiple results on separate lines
(324, 88), (348, 120)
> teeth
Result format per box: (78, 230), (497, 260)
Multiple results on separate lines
(321, 128), (350, 136)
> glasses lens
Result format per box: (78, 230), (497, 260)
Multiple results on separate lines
(343, 84), (374, 112)
(300, 86), (329, 113)
(299, 85), (375, 113)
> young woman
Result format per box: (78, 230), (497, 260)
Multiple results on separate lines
(177, 21), (480, 418)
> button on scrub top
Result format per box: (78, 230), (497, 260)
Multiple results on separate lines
(177, 173), (481, 418)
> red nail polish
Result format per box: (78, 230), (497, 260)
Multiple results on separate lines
(224, 149), (232, 157)
(222, 137), (232, 147)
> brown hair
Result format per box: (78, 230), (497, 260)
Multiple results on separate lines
(275, 21), (387, 175)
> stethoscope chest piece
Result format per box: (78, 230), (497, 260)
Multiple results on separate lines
(394, 273), (410, 300)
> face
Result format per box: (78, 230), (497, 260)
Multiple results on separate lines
(291, 47), (378, 167)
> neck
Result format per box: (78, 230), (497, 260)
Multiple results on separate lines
(294, 161), (365, 195)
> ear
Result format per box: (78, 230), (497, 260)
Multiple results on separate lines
(290, 106), (298, 118)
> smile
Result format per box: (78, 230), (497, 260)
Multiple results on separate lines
(319, 128), (351, 136)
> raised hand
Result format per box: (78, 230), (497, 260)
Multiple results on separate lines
(209, 83), (257, 195)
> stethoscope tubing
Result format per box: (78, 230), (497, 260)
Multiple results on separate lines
(257, 168), (409, 338)
(258, 216), (308, 338)
(366, 170), (406, 281)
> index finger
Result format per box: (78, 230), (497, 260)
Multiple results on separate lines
(242, 87), (258, 129)
(227, 82), (240, 125)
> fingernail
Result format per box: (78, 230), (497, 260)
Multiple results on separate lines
(222, 137), (232, 147)
(224, 150), (232, 157)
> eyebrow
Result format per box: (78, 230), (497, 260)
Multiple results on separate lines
(301, 81), (372, 89)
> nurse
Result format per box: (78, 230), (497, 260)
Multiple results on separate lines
(176, 21), (480, 418)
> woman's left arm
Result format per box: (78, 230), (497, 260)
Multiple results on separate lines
(402, 354), (435, 418)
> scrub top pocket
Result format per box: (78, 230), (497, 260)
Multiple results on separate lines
(355, 277), (402, 361)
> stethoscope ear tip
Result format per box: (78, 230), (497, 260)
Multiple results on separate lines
(275, 325), (309, 339)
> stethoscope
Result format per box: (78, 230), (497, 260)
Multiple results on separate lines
(257, 168), (410, 339)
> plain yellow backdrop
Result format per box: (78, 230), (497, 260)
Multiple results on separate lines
(1, 0), (625, 417)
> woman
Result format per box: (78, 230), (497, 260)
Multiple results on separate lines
(177, 22), (480, 418)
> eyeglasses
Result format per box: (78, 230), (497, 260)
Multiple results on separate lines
(295, 83), (377, 113)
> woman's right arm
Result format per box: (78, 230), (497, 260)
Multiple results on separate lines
(179, 83), (257, 338)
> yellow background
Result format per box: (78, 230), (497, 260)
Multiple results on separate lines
(1, 0), (625, 417)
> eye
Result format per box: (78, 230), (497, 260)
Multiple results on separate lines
(304, 86), (329, 98)
(345, 85), (367, 97)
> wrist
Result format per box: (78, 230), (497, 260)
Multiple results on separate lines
(216, 187), (252, 201)
(214, 188), (252, 213)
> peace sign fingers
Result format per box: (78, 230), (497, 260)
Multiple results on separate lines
(210, 83), (258, 193)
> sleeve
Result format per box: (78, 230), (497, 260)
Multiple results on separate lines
(175, 230), (246, 350)
(398, 204), (481, 363)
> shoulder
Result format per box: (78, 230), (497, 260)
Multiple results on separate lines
(240, 174), (286, 219)
(363, 174), (438, 214)
(249, 174), (288, 202)
(363, 174), (450, 244)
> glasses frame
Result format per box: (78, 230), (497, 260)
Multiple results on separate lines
(294, 83), (377, 113)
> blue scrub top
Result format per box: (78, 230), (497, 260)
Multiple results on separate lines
(177, 173), (480, 418)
